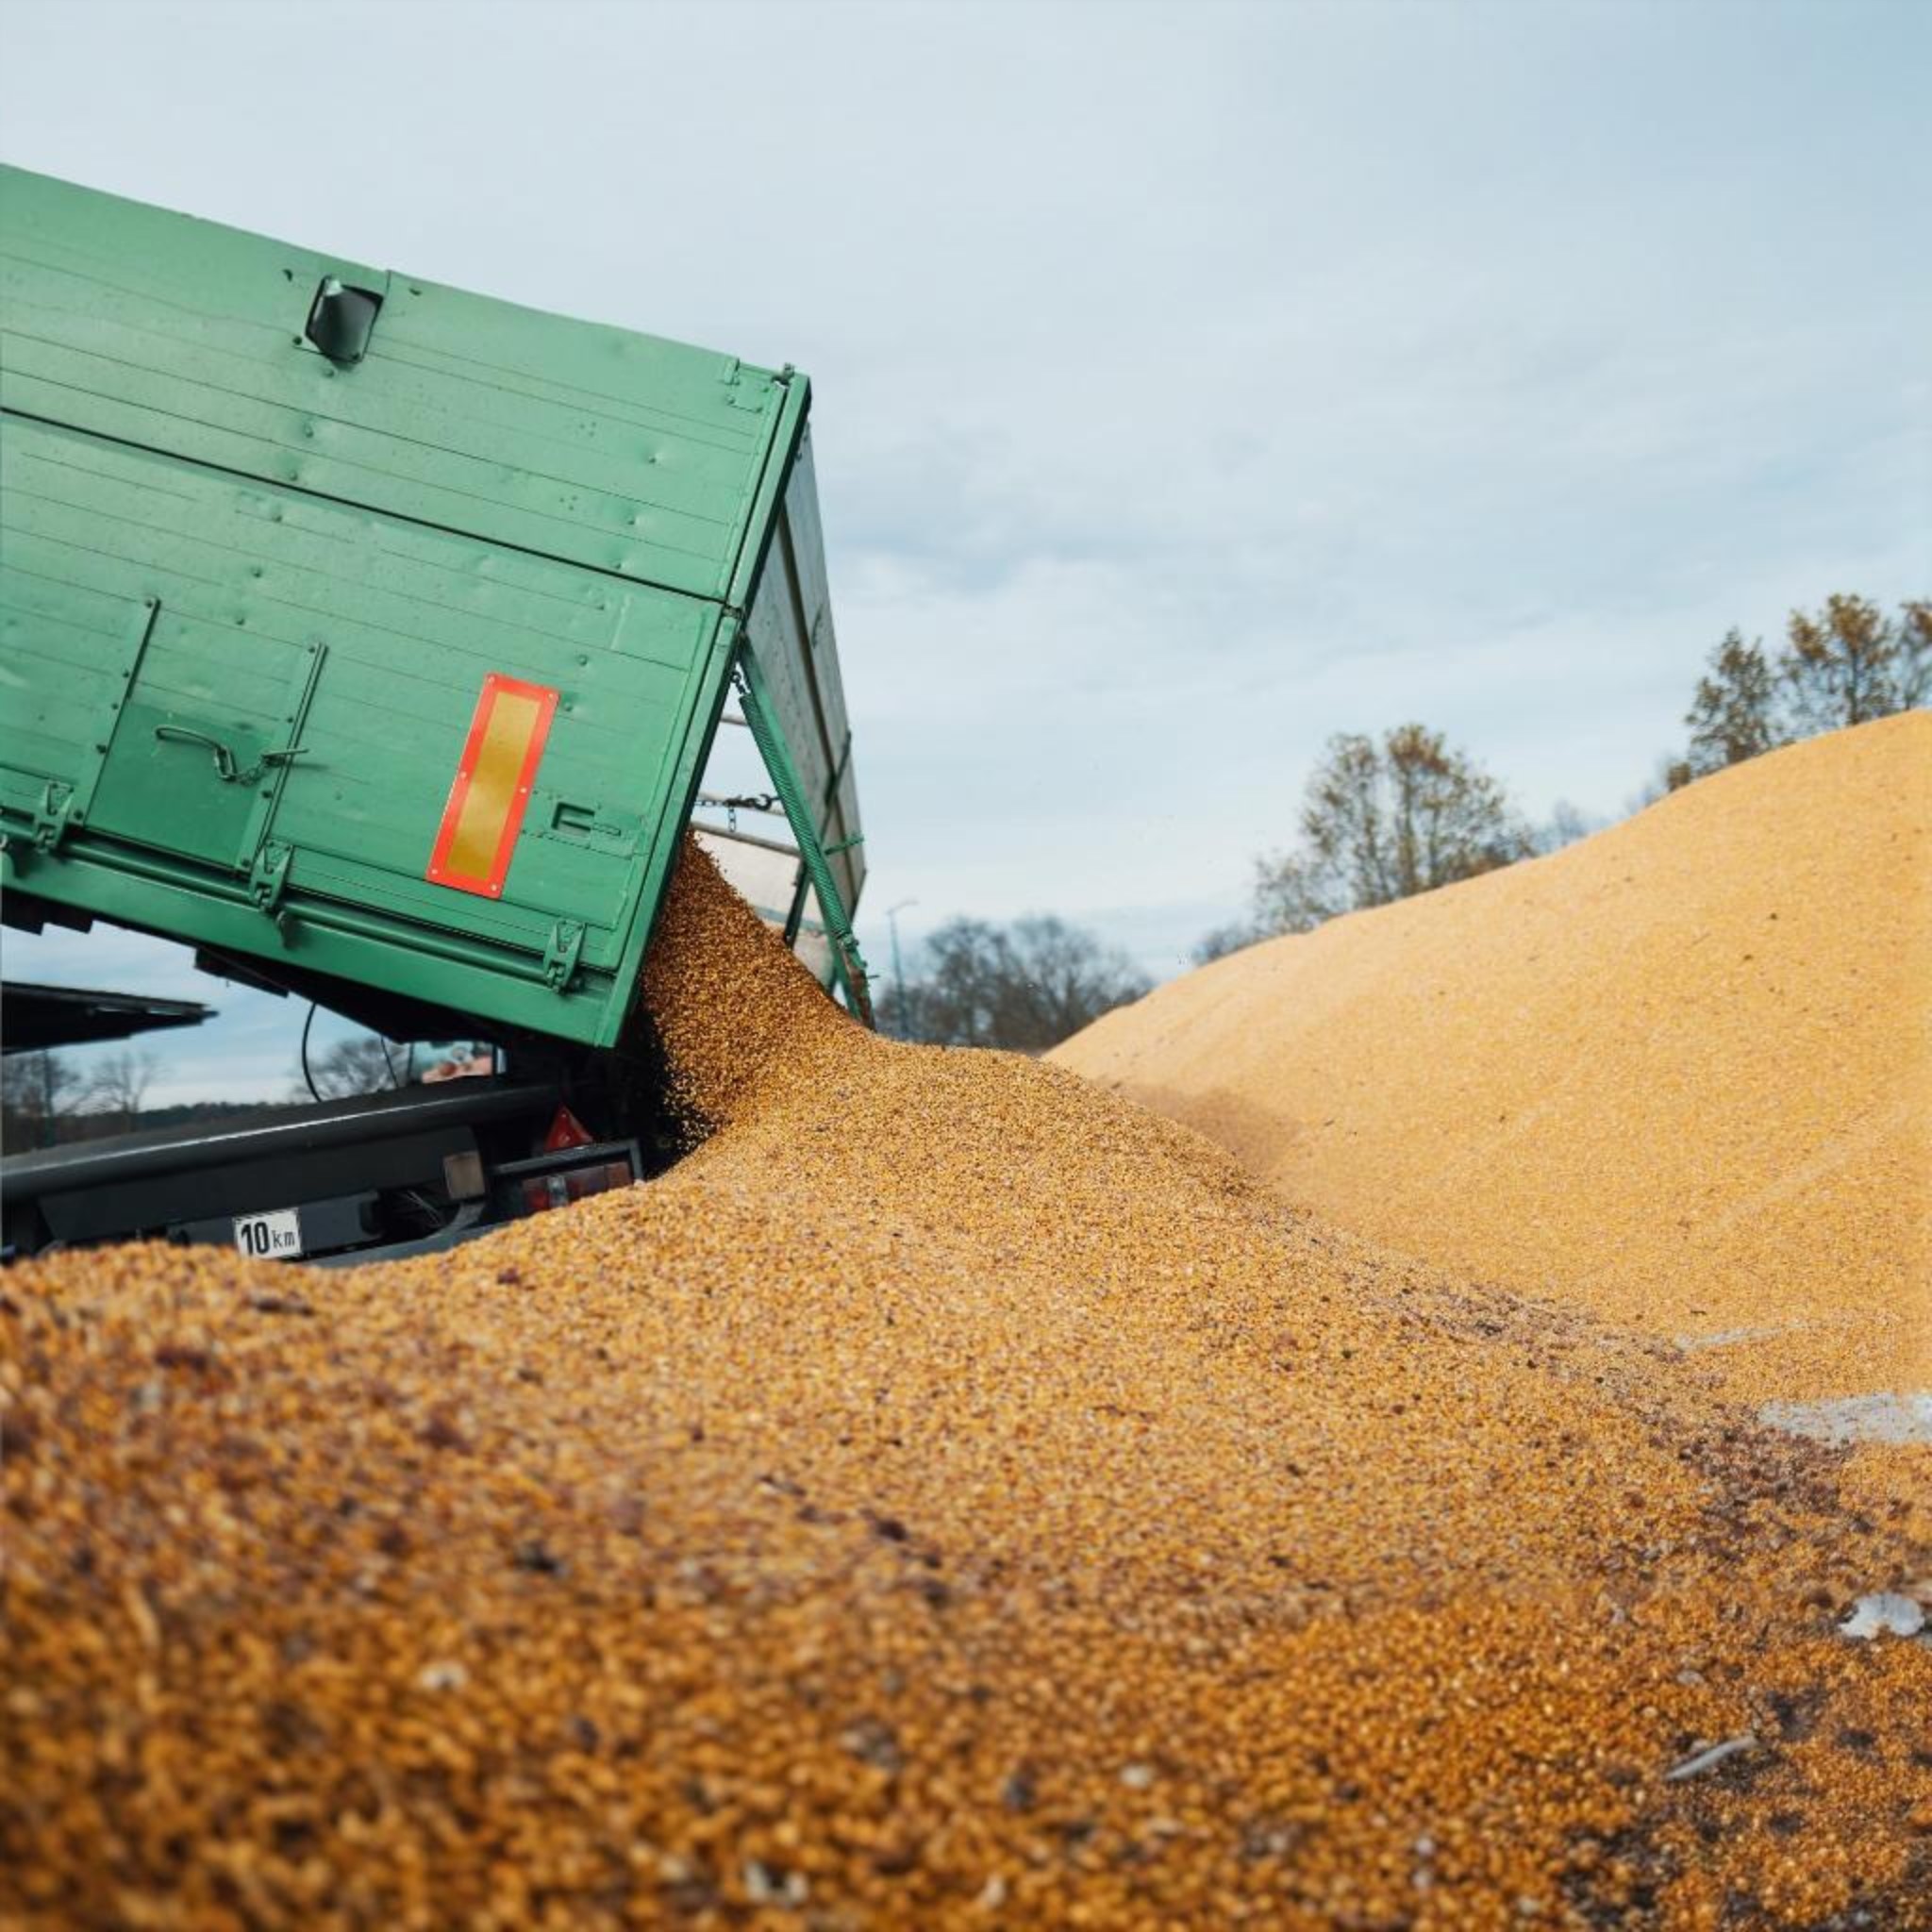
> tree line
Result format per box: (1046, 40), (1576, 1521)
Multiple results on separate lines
(883, 590), (1924, 1041)
(1, 1046), (159, 1154)
(874, 916), (1151, 1049)
(1195, 591), (1924, 965)
(0, 1031), (442, 1152)
(1666, 594), (1926, 789)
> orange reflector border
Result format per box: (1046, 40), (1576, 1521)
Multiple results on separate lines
(426, 674), (559, 899)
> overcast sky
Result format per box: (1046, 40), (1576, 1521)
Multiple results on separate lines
(4, 0), (1927, 1102)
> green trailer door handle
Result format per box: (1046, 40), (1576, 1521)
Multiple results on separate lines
(154, 725), (244, 781)
(154, 725), (308, 786)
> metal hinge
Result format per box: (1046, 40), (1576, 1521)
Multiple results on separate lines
(542, 918), (584, 992)
(249, 841), (292, 914)
(719, 356), (785, 412)
(33, 782), (76, 853)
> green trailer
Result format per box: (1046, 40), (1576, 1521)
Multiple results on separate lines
(0, 165), (867, 1046)
(0, 168), (869, 1260)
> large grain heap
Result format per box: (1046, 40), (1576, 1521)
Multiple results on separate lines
(1057, 713), (1932, 1407)
(5, 843), (1929, 1929)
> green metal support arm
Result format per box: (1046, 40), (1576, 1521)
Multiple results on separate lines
(732, 640), (874, 1026)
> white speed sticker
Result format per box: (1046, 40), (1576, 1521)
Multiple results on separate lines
(233, 1208), (304, 1260)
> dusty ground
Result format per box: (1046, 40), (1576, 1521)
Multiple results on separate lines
(4, 839), (1929, 1929)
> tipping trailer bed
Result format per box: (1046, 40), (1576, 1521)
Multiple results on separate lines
(0, 169), (869, 1260)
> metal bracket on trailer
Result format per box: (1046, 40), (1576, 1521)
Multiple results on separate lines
(32, 782), (77, 854)
(250, 841), (293, 916)
(730, 641), (874, 1026)
(541, 918), (585, 991)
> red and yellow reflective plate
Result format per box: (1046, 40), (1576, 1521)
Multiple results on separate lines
(426, 673), (558, 898)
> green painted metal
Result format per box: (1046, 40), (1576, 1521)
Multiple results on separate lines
(0, 168), (866, 1046)
(734, 642), (872, 1024)
(1, 171), (780, 597)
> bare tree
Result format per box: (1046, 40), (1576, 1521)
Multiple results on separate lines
(82, 1047), (158, 1133)
(1240, 724), (1533, 938)
(1672, 629), (1785, 788)
(1192, 919), (1265, 965)
(1780, 594), (1925, 735)
(1902, 600), (1932, 708)
(297, 1032), (401, 1100)
(879, 915), (1150, 1051)
(1531, 800), (1595, 855)
(1, 1049), (79, 1150)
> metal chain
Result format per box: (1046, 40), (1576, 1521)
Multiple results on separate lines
(697, 791), (781, 815)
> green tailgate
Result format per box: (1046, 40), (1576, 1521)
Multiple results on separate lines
(0, 168), (852, 1048)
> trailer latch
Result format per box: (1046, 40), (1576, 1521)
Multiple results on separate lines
(250, 841), (292, 915)
(32, 782), (76, 853)
(541, 918), (584, 991)
(154, 725), (308, 788)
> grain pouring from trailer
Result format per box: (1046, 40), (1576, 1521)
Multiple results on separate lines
(0, 168), (869, 1261)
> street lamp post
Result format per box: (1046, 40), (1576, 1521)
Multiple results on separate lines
(886, 899), (917, 1036)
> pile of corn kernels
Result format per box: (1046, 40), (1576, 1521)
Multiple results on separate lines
(1056, 712), (1932, 1409)
(4, 841), (1928, 1928)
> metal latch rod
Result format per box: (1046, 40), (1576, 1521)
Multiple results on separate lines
(154, 725), (308, 787)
